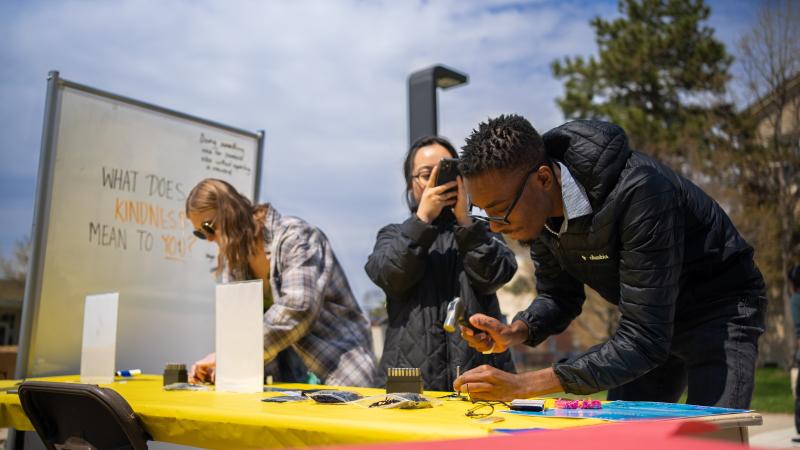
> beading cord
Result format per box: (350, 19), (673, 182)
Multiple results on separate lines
(369, 397), (400, 408)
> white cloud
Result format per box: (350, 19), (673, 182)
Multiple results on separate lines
(0, 0), (755, 298)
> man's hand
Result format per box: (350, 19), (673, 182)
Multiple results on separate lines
(453, 366), (563, 402)
(454, 365), (526, 401)
(416, 163), (458, 224)
(459, 314), (528, 354)
(189, 352), (216, 384)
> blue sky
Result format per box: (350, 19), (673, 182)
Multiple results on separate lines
(0, 0), (760, 302)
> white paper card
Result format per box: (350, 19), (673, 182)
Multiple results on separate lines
(215, 280), (264, 393)
(80, 293), (119, 384)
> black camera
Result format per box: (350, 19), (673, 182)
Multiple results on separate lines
(436, 158), (459, 190)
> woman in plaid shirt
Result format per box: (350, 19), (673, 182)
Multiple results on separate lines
(186, 178), (378, 387)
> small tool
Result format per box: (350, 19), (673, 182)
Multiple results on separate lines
(443, 297), (479, 333)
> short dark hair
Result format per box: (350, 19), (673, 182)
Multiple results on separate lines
(459, 114), (545, 177)
(789, 265), (800, 291)
(402, 136), (458, 212)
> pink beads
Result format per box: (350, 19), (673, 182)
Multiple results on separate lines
(554, 399), (602, 409)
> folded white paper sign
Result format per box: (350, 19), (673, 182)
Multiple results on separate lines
(215, 280), (264, 393)
(80, 293), (119, 384)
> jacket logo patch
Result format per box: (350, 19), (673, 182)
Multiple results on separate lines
(581, 254), (609, 261)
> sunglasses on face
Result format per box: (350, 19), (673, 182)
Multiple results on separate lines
(469, 161), (549, 225)
(192, 219), (216, 240)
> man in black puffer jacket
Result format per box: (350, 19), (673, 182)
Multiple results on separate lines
(453, 115), (766, 408)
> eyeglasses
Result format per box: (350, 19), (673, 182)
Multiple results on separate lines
(411, 172), (432, 184)
(469, 162), (548, 225)
(462, 383), (510, 418)
(465, 401), (510, 418)
(192, 219), (216, 240)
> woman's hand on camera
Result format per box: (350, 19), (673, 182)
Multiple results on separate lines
(453, 176), (473, 226)
(416, 163), (458, 224)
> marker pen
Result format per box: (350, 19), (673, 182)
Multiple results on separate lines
(115, 369), (142, 377)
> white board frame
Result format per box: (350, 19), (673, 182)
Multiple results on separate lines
(15, 71), (265, 379)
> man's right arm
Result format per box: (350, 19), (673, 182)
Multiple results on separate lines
(513, 238), (585, 347)
(463, 237), (584, 353)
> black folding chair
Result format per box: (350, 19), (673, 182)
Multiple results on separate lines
(17, 381), (150, 450)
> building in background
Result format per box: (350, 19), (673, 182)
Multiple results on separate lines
(747, 72), (800, 146)
(0, 279), (23, 379)
(743, 71), (800, 367)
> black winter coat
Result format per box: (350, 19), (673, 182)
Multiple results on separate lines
(366, 212), (517, 391)
(514, 120), (766, 395)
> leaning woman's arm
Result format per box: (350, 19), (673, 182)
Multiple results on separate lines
(261, 228), (328, 362)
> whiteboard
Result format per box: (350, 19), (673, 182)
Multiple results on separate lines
(17, 72), (263, 377)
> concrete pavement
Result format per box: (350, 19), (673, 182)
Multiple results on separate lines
(750, 413), (798, 449)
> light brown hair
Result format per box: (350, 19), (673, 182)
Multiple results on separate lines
(185, 178), (267, 278)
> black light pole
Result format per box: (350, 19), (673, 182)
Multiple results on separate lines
(408, 65), (468, 145)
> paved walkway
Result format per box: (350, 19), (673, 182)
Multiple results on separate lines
(750, 413), (798, 449)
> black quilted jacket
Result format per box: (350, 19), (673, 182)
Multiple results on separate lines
(514, 120), (766, 394)
(365, 212), (517, 391)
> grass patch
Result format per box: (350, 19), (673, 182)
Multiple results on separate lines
(751, 367), (794, 414)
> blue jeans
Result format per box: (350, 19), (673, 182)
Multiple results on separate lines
(607, 296), (766, 409)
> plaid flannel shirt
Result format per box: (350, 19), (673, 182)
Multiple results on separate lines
(235, 204), (378, 387)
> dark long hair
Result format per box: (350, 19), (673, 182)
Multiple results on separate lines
(402, 136), (458, 212)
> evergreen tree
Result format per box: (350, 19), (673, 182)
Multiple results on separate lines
(551, 0), (733, 161)
(550, 0), (800, 367)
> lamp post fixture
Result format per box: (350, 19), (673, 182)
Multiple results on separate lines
(407, 65), (468, 145)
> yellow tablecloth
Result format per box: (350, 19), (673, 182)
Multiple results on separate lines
(0, 375), (604, 449)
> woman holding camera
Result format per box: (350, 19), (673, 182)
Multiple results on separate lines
(365, 136), (517, 391)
